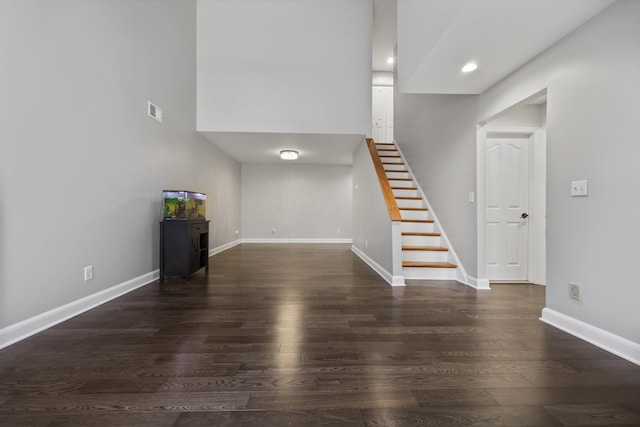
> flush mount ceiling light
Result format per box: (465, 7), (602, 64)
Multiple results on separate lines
(387, 56), (395, 64)
(280, 150), (299, 160)
(461, 62), (478, 73)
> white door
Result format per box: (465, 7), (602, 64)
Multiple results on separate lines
(486, 137), (530, 280)
(372, 86), (394, 143)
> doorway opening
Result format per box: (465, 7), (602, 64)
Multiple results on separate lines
(372, 85), (394, 143)
(477, 91), (547, 285)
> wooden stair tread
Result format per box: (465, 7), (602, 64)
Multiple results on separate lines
(388, 178), (413, 181)
(402, 246), (449, 251)
(395, 196), (422, 200)
(402, 232), (441, 236)
(386, 170), (409, 173)
(400, 207), (428, 211)
(375, 142), (395, 145)
(392, 187), (417, 190)
(402, 219), (434, 223)
(377, 148), (398, 152)
(382, 162), (405, 165)
(402, 261), (457, 268)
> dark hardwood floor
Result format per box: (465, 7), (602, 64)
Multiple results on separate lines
(1, 243), (639, 426)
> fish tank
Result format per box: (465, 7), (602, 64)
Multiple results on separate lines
(162, 190), (206, 220)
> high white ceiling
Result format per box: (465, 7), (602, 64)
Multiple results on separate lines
(206, 0), (615, 165)
(201, 132), (363, 165)
(392, 0), (615, 94)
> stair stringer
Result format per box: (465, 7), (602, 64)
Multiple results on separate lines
(393, 143), (474, 287)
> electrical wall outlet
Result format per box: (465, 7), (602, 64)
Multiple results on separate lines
(569, 282), (581, 301)
(571, 180), (588, 196)
(147, 101), (163, 123)
(84, 265), (94, 281)
(271, 228), (276, 235)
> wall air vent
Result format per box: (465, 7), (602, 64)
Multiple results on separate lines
(148, 101), (163, 123)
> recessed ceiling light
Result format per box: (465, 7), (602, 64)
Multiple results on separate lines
(386, 57), (395, 64)
(280, 150), (299, 160)
(461, 62), (478, 73)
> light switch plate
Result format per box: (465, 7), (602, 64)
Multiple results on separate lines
(571, 180), (588, 197)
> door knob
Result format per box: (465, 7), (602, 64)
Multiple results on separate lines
(520, 212), (529, 219)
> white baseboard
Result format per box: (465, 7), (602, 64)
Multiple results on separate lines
(464, 276), (491, 290)
(209, 239), (241, 257)
(0, 270), (158, 350)
(540, 307), (640, 366)
(351, 245), (405, 287)
(241, 238), (353, 244)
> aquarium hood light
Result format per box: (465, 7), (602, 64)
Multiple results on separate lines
(280, 150), (299, 160)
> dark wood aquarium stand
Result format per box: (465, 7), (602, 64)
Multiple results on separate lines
(159, 220), (209, 281)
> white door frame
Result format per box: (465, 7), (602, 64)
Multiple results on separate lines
(477, 126), (546, 285)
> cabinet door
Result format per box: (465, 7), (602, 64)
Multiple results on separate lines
(188, 231), (201, 272)
(188, 221), (209, 273)
(163, 222), (189, 275)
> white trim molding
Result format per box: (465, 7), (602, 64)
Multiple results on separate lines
(209, 239), (242, 257)
(241, 238), (352, 244)
(0, 270), (159, 350)
(477, 118), (548, 286)
(465, 276), (491, 290)
(352, 245), (405, 287)
(541, 307), (640, 366)
(210, 238), (350, 255)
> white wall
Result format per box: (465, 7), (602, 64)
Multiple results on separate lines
(478, 0), (640, 345)
(352, 141), (393, 274)
(241, 163), (352, 240)
(197, 0), (372, 136)
(394, 93), (479, 277)
(0, 0), (241, 330)
(487, 104), (547, 128)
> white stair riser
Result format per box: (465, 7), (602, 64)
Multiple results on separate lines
(400, 210), (430, 220)
(396, 199), (424, 209)
(383, 164), (406, 171)
(380, 157), (403, 164)
(401, 222), (434, 233)
(402, 235), (442, 246)
(388, 180), (414, 188)
(402, 250), (449, 263)
(402, 267), (457, 280)
(386, 172), (410, 180)
(393, 188), (418, 198)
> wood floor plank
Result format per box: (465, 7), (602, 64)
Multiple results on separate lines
(174, 409), (364, 427)
(361, 405), (560, 426)
(0, 243), (638, 426)
(246, 390), (418, 410)
(47, 412), (180, 427)
(413, 388), (500, 407)
(487, 386), (640, 406)
(543, 403), (640, 426)
(0, 392), (250, 414)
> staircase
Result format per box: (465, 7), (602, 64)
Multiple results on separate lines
(375, 142), (458, 280)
